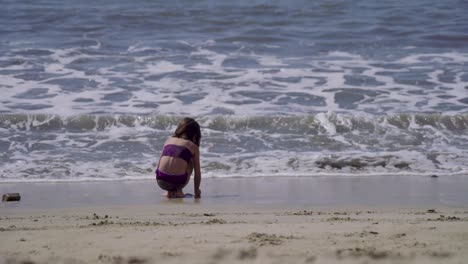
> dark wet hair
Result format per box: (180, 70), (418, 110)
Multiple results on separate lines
(172, 117), (201, 146)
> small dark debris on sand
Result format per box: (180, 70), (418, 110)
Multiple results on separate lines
(203, 213), (216, 217)
(127, 257), (147, 264)
(161, 252), (181, 257)
(336, 247), (393, 260)
(247, 232), (296, 246)
(118, 221), (163, 227)
(326, 217), (358, 222)
(98, 254), (148, 264)
(333, 212), (349, 215)
(203, 218), (226, 224)
(91, 220), (114, 226)
(345, 231), (379, 238)
(2, 193), (21, 202)
(428, 215), (461, 221)
(91, 213), (110, 220)
(292, 210), (314, 216)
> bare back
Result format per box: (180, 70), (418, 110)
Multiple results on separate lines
(158, 137), (199, 175)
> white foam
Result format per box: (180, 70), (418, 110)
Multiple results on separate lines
(144, 60), (186, 75)
(2, 45), (468, 117)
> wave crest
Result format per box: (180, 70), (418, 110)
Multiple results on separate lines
(2, 113), (467, 134)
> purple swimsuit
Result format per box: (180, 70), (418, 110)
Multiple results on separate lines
(156, 144), (193, 185)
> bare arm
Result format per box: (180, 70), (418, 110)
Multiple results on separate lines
(193, 147), (201, 198)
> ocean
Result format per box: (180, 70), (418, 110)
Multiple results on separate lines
(1, 0), (468, 182)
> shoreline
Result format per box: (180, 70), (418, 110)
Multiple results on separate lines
(1, 171), (467, 184)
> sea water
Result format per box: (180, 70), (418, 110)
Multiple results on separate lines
(1, 0), (468, 182)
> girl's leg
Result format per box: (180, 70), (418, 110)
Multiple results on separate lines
(157, 180), (180, 198)
(168, 191), (178, 198)
(174, 160), (194, 197)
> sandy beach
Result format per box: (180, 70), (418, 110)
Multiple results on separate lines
(1, 176), (468, 264)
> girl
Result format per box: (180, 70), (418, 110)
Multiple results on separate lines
(156, 117), (202, 198)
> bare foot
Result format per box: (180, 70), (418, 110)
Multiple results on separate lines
(174, 190), (185, 198)
(166, 191), (184, 198)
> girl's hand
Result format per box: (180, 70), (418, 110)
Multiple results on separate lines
(195, 189), (201, 198)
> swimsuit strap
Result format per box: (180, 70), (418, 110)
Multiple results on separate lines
(161, 144), (193, 163)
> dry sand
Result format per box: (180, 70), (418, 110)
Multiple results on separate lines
(1, 204), (468, 264)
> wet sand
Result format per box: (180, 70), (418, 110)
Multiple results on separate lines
(1, 176), (468, 263)
(2, 175), (468, 209)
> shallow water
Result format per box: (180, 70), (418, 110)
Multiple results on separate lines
(1, 0), (468, 181)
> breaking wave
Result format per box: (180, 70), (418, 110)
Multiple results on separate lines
(1, 113), (467, 182)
